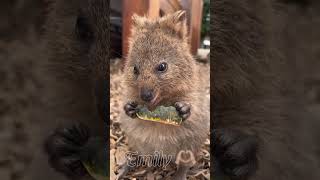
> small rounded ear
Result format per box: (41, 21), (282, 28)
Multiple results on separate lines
(131, 13), (146, 27)
(131, 13), (149, 37)
(172, 10), (187, 24)
(159, 10), (188, 39)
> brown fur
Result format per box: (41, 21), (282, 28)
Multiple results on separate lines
(212, 0), (320, 179)
(42, 0), (109, 179)
(120, 11), (209, 164)
(0, 0), (47, 42)
(0, 0), (110, 179)
(43, 0), (109, 134)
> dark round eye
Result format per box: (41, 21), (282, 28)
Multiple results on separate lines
(133, 65), (139, 75)
(75, 15), (94, 42)
(157, 62), (167, 72)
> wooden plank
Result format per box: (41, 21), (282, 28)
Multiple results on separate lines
(148, 0), (160, 19)
(122, 0), (159, 58)
(189, 0), (203, 55)
(160, 0), (182, 14)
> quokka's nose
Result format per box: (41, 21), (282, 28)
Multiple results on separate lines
(140, 88), (154, 102)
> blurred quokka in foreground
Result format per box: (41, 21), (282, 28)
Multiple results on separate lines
(212, 0), (320, 180)
(120, 11), (210, 179)
(43, 0), (109, 180)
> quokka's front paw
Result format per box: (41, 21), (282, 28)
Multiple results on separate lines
(124, 101), (138, 118)
(213, 129), (258, 180)
(44, 123), (90, 178)
(174, 102), (191, 120)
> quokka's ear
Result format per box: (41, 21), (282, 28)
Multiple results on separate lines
(131, 13), (148, 28)
(159, 10), (188, 39)
(131, 13), (149, 36)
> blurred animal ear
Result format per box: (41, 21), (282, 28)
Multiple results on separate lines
(131, 13), (151, 29)
(172, 10), (187, 24)
(159, 10), (188, 39)
(131, 14), (149, 36)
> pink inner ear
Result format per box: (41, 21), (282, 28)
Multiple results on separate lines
(174, 11), (187, 23)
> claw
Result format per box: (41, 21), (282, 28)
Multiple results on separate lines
(124, 101), (138, 118)
(174, 102), (191, 121)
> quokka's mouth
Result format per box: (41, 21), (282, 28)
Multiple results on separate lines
(148, 92), (161, 110)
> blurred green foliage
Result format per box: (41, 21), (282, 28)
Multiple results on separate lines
(201, 0), (210, 38)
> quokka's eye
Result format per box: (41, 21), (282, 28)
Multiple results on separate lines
(75, 15), (94, 42)
(133, 65), (139, 75)
(157, 62), (168, 72)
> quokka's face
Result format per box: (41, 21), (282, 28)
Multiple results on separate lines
(124, 11), (195, 108)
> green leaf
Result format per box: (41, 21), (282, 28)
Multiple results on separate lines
(83, 162), (109, 180)
(136, 105), (183, 126)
